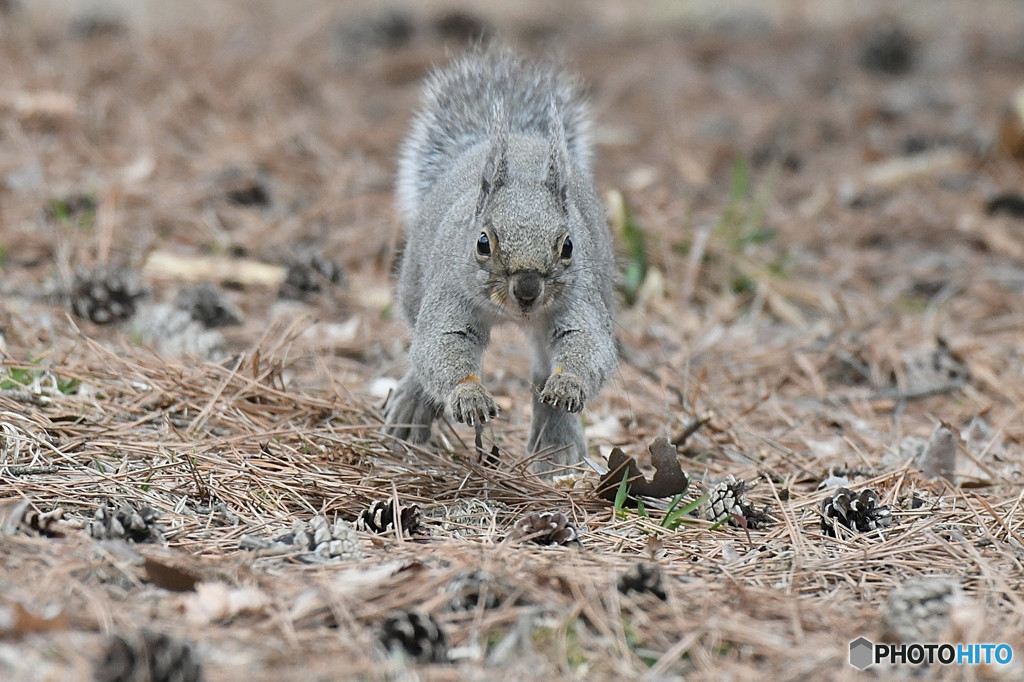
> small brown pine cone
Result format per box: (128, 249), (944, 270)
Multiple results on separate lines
(379, 610), (448, 663)
(70, 268), (147, 324)
(617, 562), (667, 601)
(95, 630), (202, 682)
(703, 475), (775, 529)
(86, 501), (165, 544)
(355, 499), (422, 537)
(279, 253), (345, 299)
(507, 511), (581, 547)
(820, 486), (893, 536)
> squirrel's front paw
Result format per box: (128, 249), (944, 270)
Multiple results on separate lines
(540, 371), (586, 413)
(449, 379), (498, 426)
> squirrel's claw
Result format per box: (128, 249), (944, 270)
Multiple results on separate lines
(450, 381), (499, 426)
(540, 372), (586, 413)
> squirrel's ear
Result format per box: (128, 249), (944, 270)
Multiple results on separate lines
(477, 131), (509, 217)
(545, 99), (570, 212)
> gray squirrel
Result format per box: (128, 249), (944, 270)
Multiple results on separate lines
(384, 49), (617, 469)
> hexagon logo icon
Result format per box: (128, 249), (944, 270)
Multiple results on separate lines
(849, 637), (874, 670)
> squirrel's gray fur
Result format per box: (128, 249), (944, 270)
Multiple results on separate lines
(385, 49), (617, 470)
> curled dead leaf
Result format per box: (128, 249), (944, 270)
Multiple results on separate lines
(596, 436), (689, 504)
(143, 556), (199, 593)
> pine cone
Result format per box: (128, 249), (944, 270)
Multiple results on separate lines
(278, 253), (345, 299)
(355, 500), (422, 537)
(21, 506), (66, 538)
(70, 268), (147, 324)
(224, 181), (270, 207)
(175, 283), (243, 328)
(507, 511), (581, 547)
(820, 487), (892, 536)
(703, 475), (774, 529)
(242, 515), (365, 562)
(309, 515), (364, 561)
(379, 610), (448, 663)
(617, 562), (667, 601)
(95, 630), (202, 682)
(86, 501), (165, 543)
(881, 578), (959, 643)
(445, 570), (502, 611)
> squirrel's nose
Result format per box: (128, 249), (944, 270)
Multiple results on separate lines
(510, 271), (544, 308)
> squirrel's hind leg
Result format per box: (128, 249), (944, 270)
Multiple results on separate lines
(528, 398), (587, 473)
(528, 340), (587, 472)
(383, 370), (442, 445)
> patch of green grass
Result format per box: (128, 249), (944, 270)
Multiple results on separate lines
(679, 157), (799, 305)
(660, 492), (706, 531)
(622, 617), (659, 668)
(613, 468), (631, 519)
(0, 364), (80, 395)
(708, 515), (732, 530)
(613, 469), (707, 531)
(484, 627), (507, 650)
(532, 619), (590, 673)
(608, 191), (650, 307)
(47, 193), (97, 229)
(716, 157), (777, 254)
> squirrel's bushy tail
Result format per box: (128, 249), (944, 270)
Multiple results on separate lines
(396, 49), (592, 225)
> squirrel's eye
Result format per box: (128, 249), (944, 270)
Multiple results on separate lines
(560, 237), (573, 261)
(476, 232), (491, 257)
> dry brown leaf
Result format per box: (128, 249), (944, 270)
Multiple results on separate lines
(143, 556), (200, 593)
(596, 436), (689, 503)
(0, 600), (68, 636)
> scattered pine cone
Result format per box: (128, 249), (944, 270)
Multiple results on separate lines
(703, 475), (774, 529)
(86, 501), (165, 543)
(355, 500), (422, 537)
(858, 23), (917, 76)
(70, 267), (147, 324)
(820, 487), (893, 536)
(617, 562), (667, 601)
(279, 253), (345, 299)
(379, 610), (448, 663)
(445, 570), (502, 611)
(95, 630), (202, 682)
(21, 506), (66, 538)
(308, 515), (363, 561)
(881, 578), (960, 643)
(175, 283), (243, 328)
(224, 182), (270, 207)
(215, 167), (272, 208)
(507, 511), (581, 547)
(241, 515), (364, 562)
(334, 9), (416, 62)
(1, 500), (66, 538)
(127, 304), (226, 361)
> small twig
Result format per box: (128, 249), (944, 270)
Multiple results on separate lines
(867, 379), (967, 402)
(2, 465), (61, 476)
(672, 410), (714, 446)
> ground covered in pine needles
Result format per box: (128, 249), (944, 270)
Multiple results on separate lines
(3, 1), (1024, 680)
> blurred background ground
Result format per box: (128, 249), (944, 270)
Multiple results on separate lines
(2, 1), (1024, 680)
